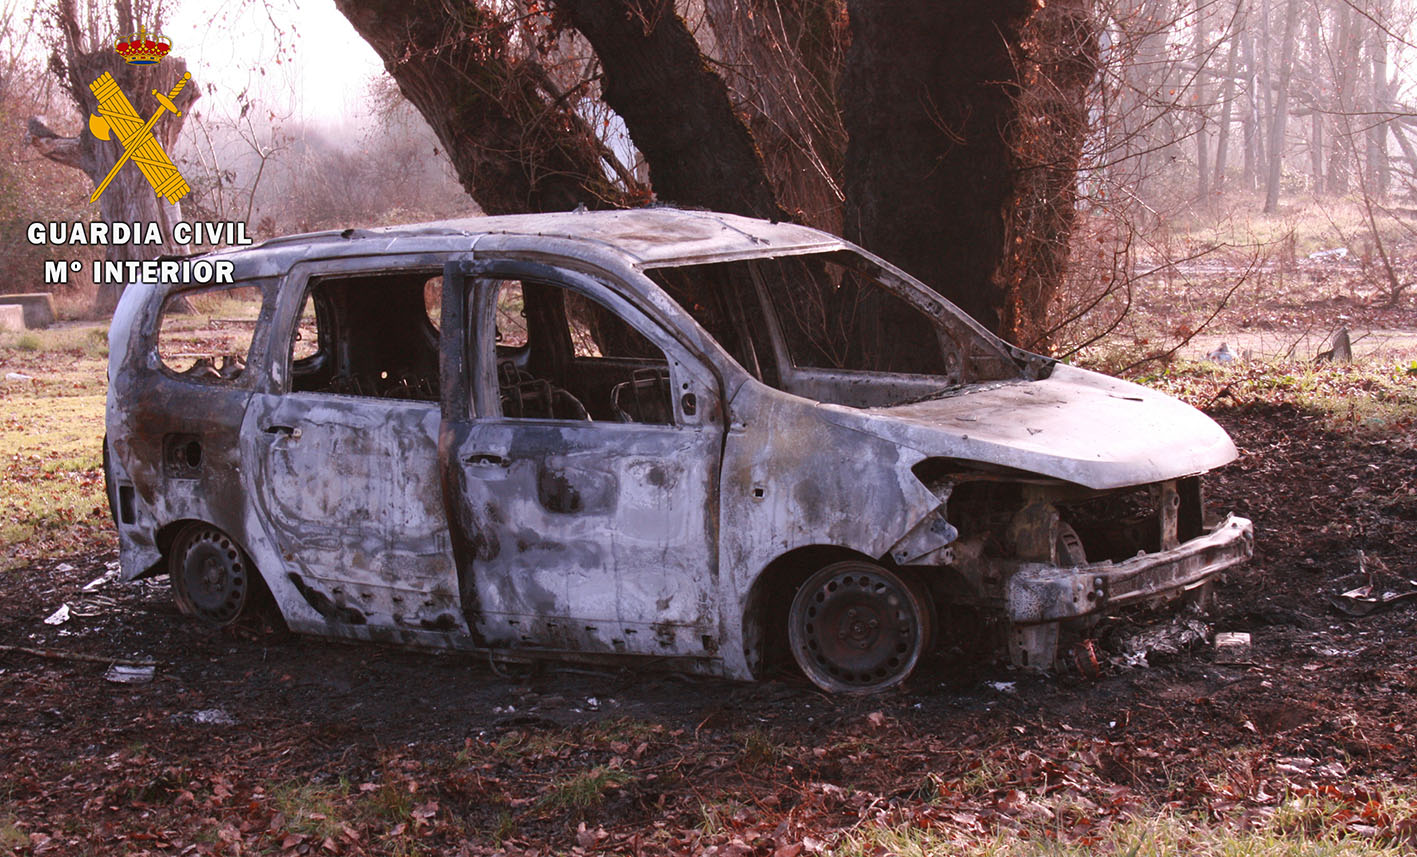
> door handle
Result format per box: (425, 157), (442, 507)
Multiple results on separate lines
(263, 424), (301, 439)
(463, 453), (510, 467)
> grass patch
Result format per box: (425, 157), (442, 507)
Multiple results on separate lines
(830, 804), (1412, 857)
(1, 322), (114, 569)
(1140, 360), (1417, 438)
(0, 815), (27, 856)
(2, 324), (110, 359)
(698, 798), (751, 836)
(271, 780), (352, 842)
(536, 766), (634, 814)
(736, 727), (784, 769)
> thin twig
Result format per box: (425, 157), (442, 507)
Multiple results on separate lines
(0, 643), (156, 668)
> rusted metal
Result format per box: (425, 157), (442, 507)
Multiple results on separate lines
(105, 208), (1256, 693)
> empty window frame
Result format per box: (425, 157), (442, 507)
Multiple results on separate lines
(490, 280), (673, 425)
(288, 271), (442, 401)
(157, 284), (267, 384)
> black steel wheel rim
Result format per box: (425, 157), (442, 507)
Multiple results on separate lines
(789, 563), (925, 693)
(173, 527), (248, 625)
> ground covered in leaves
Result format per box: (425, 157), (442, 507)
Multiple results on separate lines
(1, 363), (1415, 856)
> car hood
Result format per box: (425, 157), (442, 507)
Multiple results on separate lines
(832, 364), (1239, 490)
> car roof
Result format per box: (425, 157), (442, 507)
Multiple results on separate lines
(215, 208), (845, 277)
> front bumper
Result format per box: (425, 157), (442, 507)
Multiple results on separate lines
(1006, 514), (1254, 624)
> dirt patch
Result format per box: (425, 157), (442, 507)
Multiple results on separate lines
(1, 401), (1415, 854)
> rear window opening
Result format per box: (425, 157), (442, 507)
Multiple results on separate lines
(289, 271), (442, 401)
(157, 284), (266, 383)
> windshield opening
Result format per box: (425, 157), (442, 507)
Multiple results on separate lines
(647, 250), (1024, 408)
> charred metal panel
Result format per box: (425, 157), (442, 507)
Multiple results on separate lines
(244, 393), (465, 634)
(446, 420), (721, 657)
(107, 278), (277, 583)
(443, 258), (726, 661)
(827, 365), (1239, 491)
(718, 382), (949, 679)
(1007, 514), (1254, 624)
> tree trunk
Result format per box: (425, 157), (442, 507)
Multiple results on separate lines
(1241, 16), (1259, 190)
(1195, 0), (1211, 206)
(841, 0), (1033, 337)
(1213, 1), (1242, 193)
(552, 0), (785, 220)
(1262, 0), (1300, 214)
(1367, 6), (1391, 198)
(995, 0), (1099, 349)
(701, 0), (846, 231)
(332, 0), (631, 215)
(1327, 4), (1358, 194)
(40, 0), (197, 314)
(1306, 10), (1323, 192)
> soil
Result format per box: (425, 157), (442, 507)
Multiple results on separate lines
(1, 403), (1415, 855)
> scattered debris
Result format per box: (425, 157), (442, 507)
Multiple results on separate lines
(1071, 639), (1102, 678)
(172, 709), (238, 726)
(1111, 616), (1210, 666)
(4, 372), (34, 382)
(42, 604), (71, 625)
(1213, 631), (1253, 664)
(1329, 585), (1417, 617)
(105, 664), (155, 684)
(1207, 342), (1236, 363)
(1307, 247), (1350, 262)
(54, 562), (75, 573)
(81, 567), (120, 592)
(1329, 551), (1417, 616)
(986, 681), (1017, 694)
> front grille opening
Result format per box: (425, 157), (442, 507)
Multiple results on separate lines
(1061, 487), (1159, 562)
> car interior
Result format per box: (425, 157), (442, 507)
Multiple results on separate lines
(492, 279), (674, 425)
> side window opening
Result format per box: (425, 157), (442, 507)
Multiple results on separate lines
(491, 280), (673, 425)
(157, 284), (265, 383)
(289, 271), (442, 401)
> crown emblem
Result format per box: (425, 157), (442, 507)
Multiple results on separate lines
(114, 26), (171, 65)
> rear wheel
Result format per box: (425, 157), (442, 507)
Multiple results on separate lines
(788, 560), (929, 694)
(169, 524), (253, 626)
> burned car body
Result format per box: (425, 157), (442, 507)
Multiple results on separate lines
(105, 208), (1253, 693)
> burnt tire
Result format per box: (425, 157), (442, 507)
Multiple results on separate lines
(169, 524), (253, 626)
(788, 560), (929, 694)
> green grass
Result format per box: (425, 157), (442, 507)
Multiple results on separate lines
(536, 766), (634, 813)
(271, 780), (352, 842)
(829, 805), (1411, 857)
(1, 324), (109, 360)
(0, 321), (116, 569)
(1140, 359), (1417, 437)
(0, 815), (27, 856)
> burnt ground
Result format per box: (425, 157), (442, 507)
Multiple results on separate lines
(1, 403), (1415, 855)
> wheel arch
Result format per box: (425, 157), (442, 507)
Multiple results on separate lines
(740, 544), (880, 679)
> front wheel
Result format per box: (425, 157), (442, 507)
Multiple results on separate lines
(787, 560), (930, 694)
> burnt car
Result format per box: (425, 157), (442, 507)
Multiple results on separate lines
(105, 208), (1253, 693)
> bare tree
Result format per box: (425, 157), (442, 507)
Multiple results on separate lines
(32, 0), (197, 312)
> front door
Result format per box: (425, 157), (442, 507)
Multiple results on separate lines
(441, 259), (725, 660)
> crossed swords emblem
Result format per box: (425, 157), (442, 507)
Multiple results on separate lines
(87, 71), (191, 204)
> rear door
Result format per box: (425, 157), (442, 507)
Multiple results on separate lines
(440, 259), (726, 660)
(244, 258), (465, 635)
